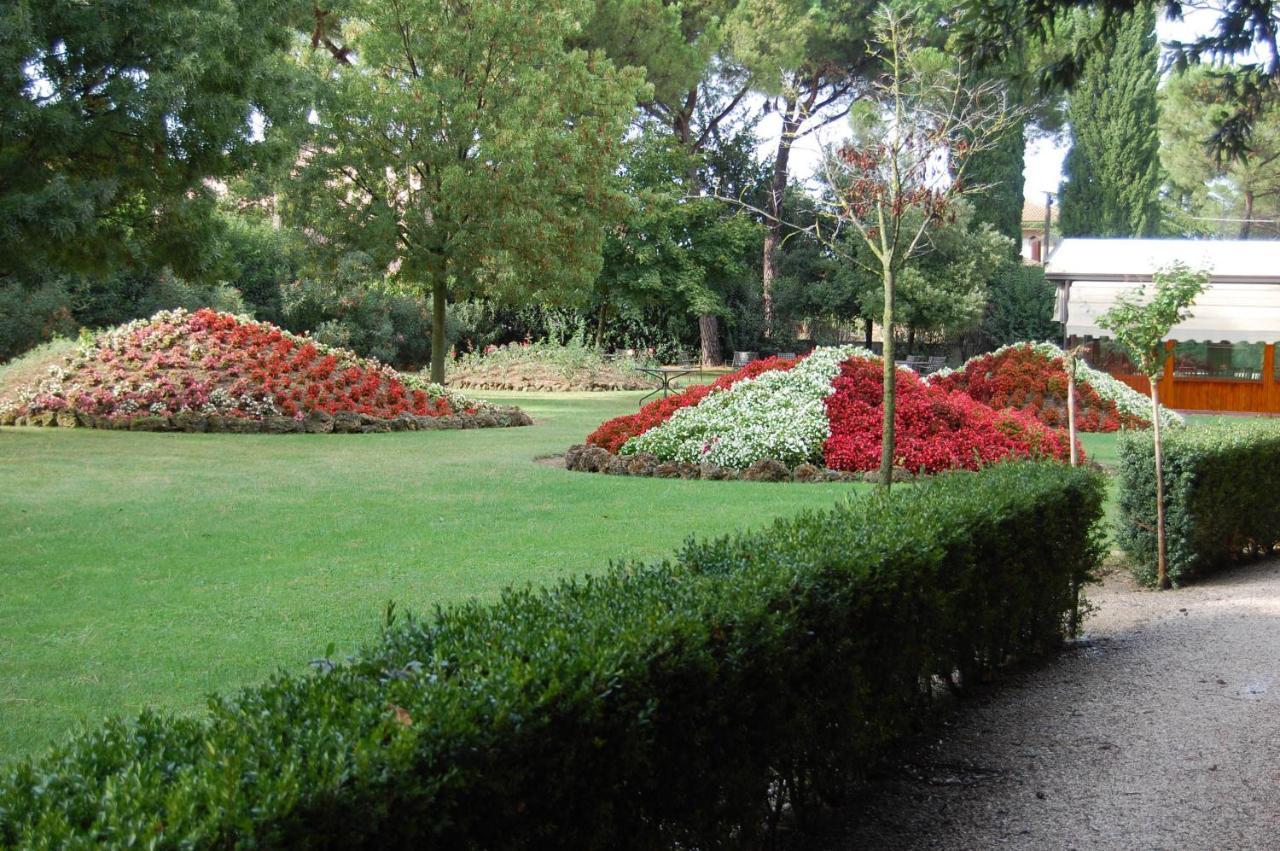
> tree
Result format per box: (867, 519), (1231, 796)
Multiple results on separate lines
(1058, 3), (1162, 237)
(287, 0), (642, 383)
(584, 0), (754, 364)
(727, 0), (876, 333)
(811, 8), (1025, 489)
(593, 130), (762, 353)
(1161, 66), (1280, 239)
(1098, 262), (1208, 588)
(0, 0), (309, 285)
(958, 0), (1280, 159)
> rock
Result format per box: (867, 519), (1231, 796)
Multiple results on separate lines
(564, 444), (587, 470)
(700, 463), (728, 480)
(415, 415), (442, 430)
(129, 415), (172, 432)
(12, 415), (29, 427)
(743, 458), (792, 483)
(861, 465), (914, 484)
(606, 455), (631, 476)
(332, 412), (362, 433)
(303, 411), (334, 434)
(173, 411), (208, 433)
(473, 410), (499, 429)
(205, 415), (230, 433)
(34, 411), (57, 427)
(225, 417), (259, 434)
(655, 461), (683, 479)
(0, 411), (15, 427)
(626, 452), (657, 477)
(678, 462), (701, 479)
(578, 446), (613, 473)
(792, 463), (825, 483)
(264, 415), (303, 434)
(392, 415), (417, 431)
(75, 412), (95, 428)
(55, 411), (79, 428)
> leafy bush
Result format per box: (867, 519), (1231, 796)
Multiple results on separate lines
(446, 339), (654, 391)
(931, 342), (1183, 431)
(824, 357), (1075, 473)
(1116, 420), (1280, 586)
(0, 278), (77, 361)
(0, 463), (1104, 849)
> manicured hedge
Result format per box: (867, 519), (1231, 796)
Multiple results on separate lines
(1117, 420), (1280, 586)
(0, 463), (1104, 849)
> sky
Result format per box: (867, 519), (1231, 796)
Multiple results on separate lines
(756, 5), (1232, 200)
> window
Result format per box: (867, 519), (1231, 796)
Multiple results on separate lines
(1074, 338), (1142, 376)
(1173, 341), (1264, 381)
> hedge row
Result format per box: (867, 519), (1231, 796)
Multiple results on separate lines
(1117, 420), (1280, 586)
(0, 463), (1104, 849)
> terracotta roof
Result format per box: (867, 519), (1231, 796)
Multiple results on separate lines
(1022, 199), (1059, 226)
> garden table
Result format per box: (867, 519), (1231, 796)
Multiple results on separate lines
(636, 365), (702, 406)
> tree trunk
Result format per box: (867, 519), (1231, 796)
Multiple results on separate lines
(864, 316), (873, 349)
(1151, 380), (1168, 588)
(907, 325), (916, 355)
(879, 264), (896, 491)
(1067, 350), (1078, 466)
(699, 314), (721, 366)
(430, 276), (447, 384)
(595, 301), (608, 349)
(1240, 190), (1255, 239)
(763, 102), (801, 336)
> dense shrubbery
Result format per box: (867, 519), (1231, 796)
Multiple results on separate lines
(931, 342), (1182, 431)
(446, 340), (654, 391)
(1116, 420), (1280, 586)
(824, 357), (1075, 473)
(0, 309), (498, 427)
(0, 463), (1104, 849)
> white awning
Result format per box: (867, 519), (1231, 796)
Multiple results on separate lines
(1060, 281), (1280, 342)
(1045, 238), (1280, 283)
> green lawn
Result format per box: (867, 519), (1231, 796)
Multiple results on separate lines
(0, 391), (866, 762)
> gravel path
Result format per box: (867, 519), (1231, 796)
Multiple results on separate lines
(797, 558), (1280, 850)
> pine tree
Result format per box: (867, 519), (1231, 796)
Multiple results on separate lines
(1059, 3), (1162, 237)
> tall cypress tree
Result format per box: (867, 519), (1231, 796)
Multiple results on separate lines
(1059, 3), (1162, 237)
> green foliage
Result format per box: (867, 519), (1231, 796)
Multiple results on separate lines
(1097, 263), (1209, 378)
(595, 131), (763, 339)
(0, 462), (1103, 847)
(1116, 420), (1280, 586)
(285, 0), (643, 381)
(0, 0), (308, 285)
(1058, 5), (1162, 237)
(964, 116), (1027, 245)
(1160, 66), (1280, 239)
(980, 260), (1061, 347)
(0, 279), (76, 361)
(280, 254), (434, 369)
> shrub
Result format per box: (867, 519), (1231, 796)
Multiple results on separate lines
(931, 342), (1183, 431)
(0, 308), (492, 424)
(0, 463), (1104, 849)
(1115, 420), (1280, 586)
(446, 340), (653, 391)
(824, 357), (1076, 473)
(586, 354), (802, 453)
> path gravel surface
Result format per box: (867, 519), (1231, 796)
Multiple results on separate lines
(795, 558), (1280, 850)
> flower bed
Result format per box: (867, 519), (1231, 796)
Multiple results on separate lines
(575, 347), (1079, 478)
(930, 342), (1183, 431)
(586, 355), (802, 453)
(823, 357), (1074, 473)
(0, 309), (529, 433)
(446, 341), (655, 391)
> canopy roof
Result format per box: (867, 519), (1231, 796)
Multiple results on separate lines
(1046, 239), (1280, 343)
(1045, 238), (1280, 283)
